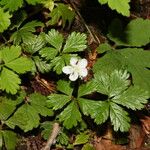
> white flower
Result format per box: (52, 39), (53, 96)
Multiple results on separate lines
(62, 57), (88, 81)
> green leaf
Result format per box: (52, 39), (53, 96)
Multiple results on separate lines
(0, 8), (12, 33)
(29, 93), (53, 116)
(94, 70), (130, 97)
(26, 0), (40, 5)
(41, 121), (53, 140)
(1, 46), (21, 63)
(33, 56), (51, 73)
(40, 0), (55, 11)
(96, 43), (112, 54)
(93, 48), (150, 93)
(45, 29), (64, 52)
(5, 57), (33, 74)
(79, 98), (109, 124)
(110, 102), (130, 132)
(11, 21), (43, 45)
(57, 80), (73, 96)
(78, 81), (97, 97)
(59, 101), (82, 129)
(6, 104), (40, 132)
(0, 68), (21, 94)
(82, 143), (95, 150)
(63, 32), (87, 53)
(2, 130), (17, 150)
(0, 0), (23, 12)
(49, 4), (75, 28)
(47, 94), (71, 110)
(112, 87), (149, 110)
(74, 132), (89, 145)
(57, 132), (69, 146)
(108, 18), (150, 47)
(98, 0), (130, 16)
(23, 35), (45, 54)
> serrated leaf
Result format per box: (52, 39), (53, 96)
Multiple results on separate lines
(41, 121), (53, 140)
(11, 21), (43, 45)
(47, 94), (71, 110)
(78, 81), (97, 97)
(59, 101), (82, 129)
(1, 45), (21, 63)
(110, 102), (130, 132)
(0, 0), (23, 12)
(108, 18), (150, 47)
(23, 35), (45, 54)
(6, 104), (40, 132)
(57, 80), (73, 96)
(63, 32), (87, 53)
(74, 133), (89, 145)
(39, 47), (58, 60)
(97, 43), (112, 54)
(29, 93), (53, 116)
(93, 48), (150, 93)
(0, 8), (11, 33)
(40, 0), (54, 11)
(98, 0), (130, 16)
(0, 68), (21, 94)
(57, 132), (69, 146)
(33, 56), (51, 73)
(94, 70), (130, 97)
(5, 57), (33, 73)
(2, 130), (17, 150)
(49, 4), (75, 28)
(45, 29), (64, 52)
(112, 87), (149, 110)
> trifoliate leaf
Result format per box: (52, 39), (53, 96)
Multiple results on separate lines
(0, 68), (21, 94)
(47, 94), (71, 110)
(2, 130), (17, 150)
(74, 132), (90, 145)
(29, 93), (53, 116)
(5, 57), (33, 74)
(23, 35), (45, 54)
(110, 102), (130, 132)
(57, 80), (73, 96)
(108, 18), (150, 47)
(94, 70), (130, 97)
(11, 21), (43, 45)
(79, 98), (109, 124)
(93, 48), (150, 92)
(0, 8), (11, 33)
(96, 43), (112, 54)
(59, 101), (82, 129)
(63, 32), (87, 53)
(98, 0), (130, 16)
(6, 104), (40, 132)
(49, 3), (75, 28)
(78, 81), (97, 97)
(45, 29), (64, 52)
(33, 56), (51, 73)
(1, 46), (21, 63)
(0, 0), (23, 12)
(40, 121), (53, 140)
(112, 87), (149, 110)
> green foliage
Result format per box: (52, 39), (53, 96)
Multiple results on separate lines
(82, 143), (95, 150)
(98, 0), (130, 16)
(0, 7), (11, 33)
(49, 3), (75, 28)
(6, 93), (53, 132)
(93, 48), (150, 93)
(108, 18), (150, 47)
(0, 130), (17, 150)
(11, 21), (44, 45)
(0, 46), (33, 94)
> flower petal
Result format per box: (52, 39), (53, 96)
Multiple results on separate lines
(62, 66), (73, 74)
(79, 68), (88, 78)
(78, 59), (88, 68)
(69, 72), (78, 81)
(70, 57), (78, 66)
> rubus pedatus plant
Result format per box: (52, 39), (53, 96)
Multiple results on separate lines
(0, 0), (150, 149)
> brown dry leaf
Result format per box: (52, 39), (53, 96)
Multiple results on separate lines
(140, 116), (150, 135)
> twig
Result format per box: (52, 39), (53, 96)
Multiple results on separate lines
(42, 123), (61, 150)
